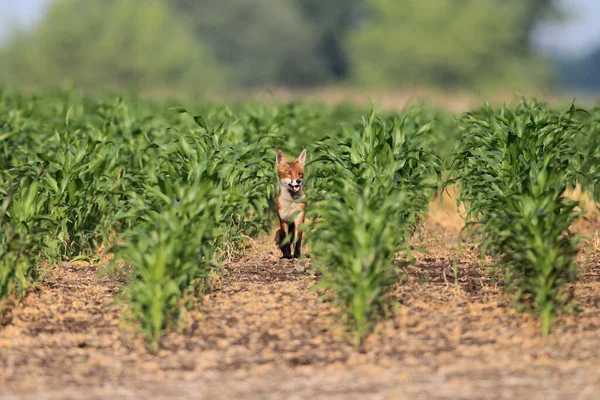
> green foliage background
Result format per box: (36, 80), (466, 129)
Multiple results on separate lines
(1, 0), (223, 91)
(0, 0), (558, 92)
(347, 0), (551, 89)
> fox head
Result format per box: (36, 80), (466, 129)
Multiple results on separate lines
(276, 149), (306, 195)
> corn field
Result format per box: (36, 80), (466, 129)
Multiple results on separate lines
(1, 89), (599, 349)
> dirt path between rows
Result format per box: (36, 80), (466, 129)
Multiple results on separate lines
(1, 223), (600, 399)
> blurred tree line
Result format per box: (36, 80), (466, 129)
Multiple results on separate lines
(0, 0), (557, 92)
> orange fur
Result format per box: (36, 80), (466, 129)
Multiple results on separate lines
(275, 149), (306, 259)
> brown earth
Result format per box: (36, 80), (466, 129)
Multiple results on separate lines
(1, 200), (600, 399)
(131, 86), (600, 114)
(206, 87), (600, 114)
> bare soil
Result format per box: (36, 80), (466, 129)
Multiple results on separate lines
(1, 209), (600, 399)
(205, 87), (596, 114)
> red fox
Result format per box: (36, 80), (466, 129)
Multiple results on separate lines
(275, 148), (306, 259)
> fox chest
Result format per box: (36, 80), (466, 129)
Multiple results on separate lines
(277, 193), (305, 223)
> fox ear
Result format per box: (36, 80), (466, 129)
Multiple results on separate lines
(276, 149), (288, 166)
(296, 148), (306, 166)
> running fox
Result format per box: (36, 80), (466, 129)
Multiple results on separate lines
(275, 148), (306, 259)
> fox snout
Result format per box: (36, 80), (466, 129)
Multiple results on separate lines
(289, 179), (302, 193)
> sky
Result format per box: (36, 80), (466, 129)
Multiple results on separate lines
(533, 0), (600, 58)
(0, 0), (600, 59)
(0, 0), (49, 39)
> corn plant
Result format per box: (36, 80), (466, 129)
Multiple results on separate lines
(0, 175), (47, 303)
(447, 99), (585, 336)
(307, 109), (441, 344)
(105, 107), (280, 345)
(0, 218), (37, 303)
(7, 88), (595, 347)
(169, 107), (277, 252)
(112, 174), (223, 349)
(577, 106), (600, 202)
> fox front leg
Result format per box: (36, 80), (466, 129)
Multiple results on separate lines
(278, 221), (293, 259)
(292, 213), (304, 259)
(293, 230), (303, 259)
